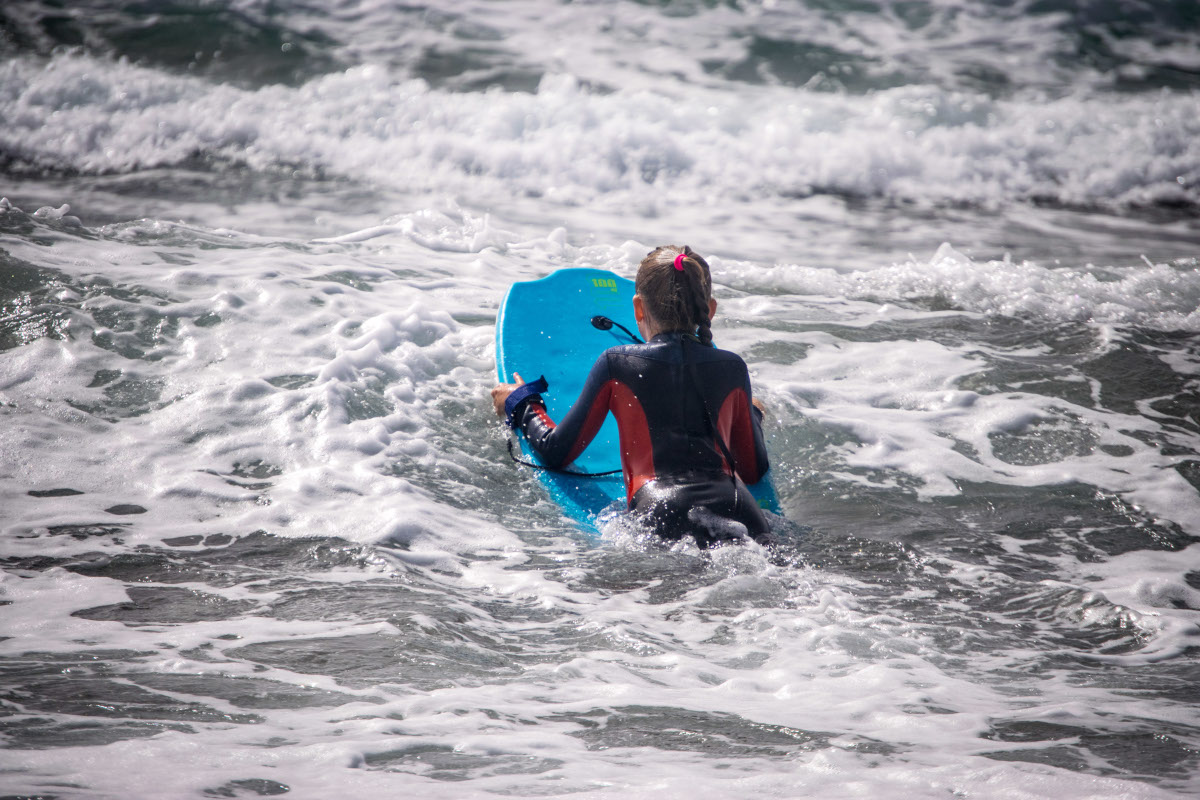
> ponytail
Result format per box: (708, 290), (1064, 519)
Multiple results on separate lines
(673, 246), (713, 346)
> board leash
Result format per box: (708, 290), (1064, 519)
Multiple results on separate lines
(505, 438), (623, 477)
(590, 315), (643, 343)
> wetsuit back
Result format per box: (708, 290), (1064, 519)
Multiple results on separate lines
(511, 332), (772, 546)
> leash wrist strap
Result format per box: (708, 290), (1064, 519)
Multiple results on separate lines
(504, 375), (549, 428)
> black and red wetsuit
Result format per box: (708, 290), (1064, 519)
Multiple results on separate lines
(511, 332), (772, 546)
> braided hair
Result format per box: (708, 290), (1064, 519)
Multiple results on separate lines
(635, 245), (714, 345)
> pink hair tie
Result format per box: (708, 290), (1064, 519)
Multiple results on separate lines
(673, 253), (686, 270)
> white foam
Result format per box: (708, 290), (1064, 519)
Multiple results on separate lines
(720, 243), (1200, 330)
(3, 34), (1200, 793)
(2, 52), (1197, 218)
(1060, 543), (1200, 665)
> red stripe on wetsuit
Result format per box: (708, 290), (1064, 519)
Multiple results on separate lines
(717, 387), (766, 485)
(525, 379), (656, 505)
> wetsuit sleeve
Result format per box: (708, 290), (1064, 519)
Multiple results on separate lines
(729, 372), (770, 484)
(514, 353), (615, 468)
(748, 391), (770, 478)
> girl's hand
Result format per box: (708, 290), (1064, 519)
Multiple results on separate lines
(490, 372), (525, 418)
(752, 397), (767, 416)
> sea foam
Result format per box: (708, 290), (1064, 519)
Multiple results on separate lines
(3, 54), (1198, 216)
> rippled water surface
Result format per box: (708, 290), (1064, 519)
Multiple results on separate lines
(2, 1), (1199, 798)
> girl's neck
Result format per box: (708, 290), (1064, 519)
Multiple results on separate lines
(638, 317), (688, 342)
(637, 313), (662, 341)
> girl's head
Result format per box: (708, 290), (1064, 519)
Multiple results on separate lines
(635, 245), (716, 345)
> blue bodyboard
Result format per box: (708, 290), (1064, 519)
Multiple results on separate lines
(496, 267), (780, 535)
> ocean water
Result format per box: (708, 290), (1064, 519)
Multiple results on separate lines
(2, 0), (1199, 797)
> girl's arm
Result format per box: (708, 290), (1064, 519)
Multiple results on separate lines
(745, 388), (771, 480)
(506, 355), (616, 469)
(724, 373), (770, 484)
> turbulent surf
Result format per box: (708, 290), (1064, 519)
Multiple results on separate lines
(2, 1), (1199, 797)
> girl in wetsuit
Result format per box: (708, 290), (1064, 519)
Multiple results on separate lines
(491, 246), (773, 547)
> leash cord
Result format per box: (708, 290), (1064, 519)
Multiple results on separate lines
(506, 438), (623, 477)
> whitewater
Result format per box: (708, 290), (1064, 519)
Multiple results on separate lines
(2, 1), (1199, 797)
